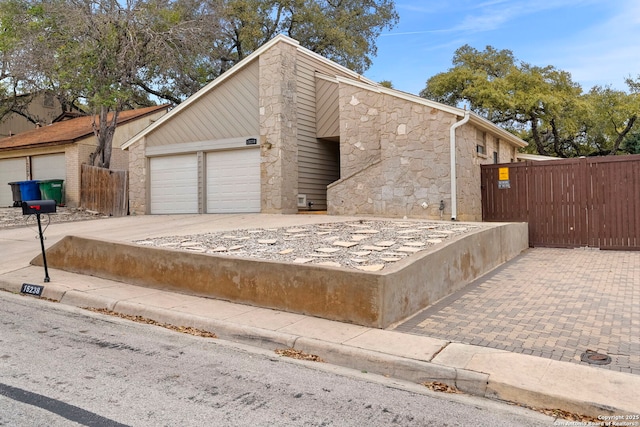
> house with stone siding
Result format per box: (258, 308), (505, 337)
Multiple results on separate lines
(123, 34), (526, 221)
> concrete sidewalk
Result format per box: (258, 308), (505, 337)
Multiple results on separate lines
(1, 214), (638, 418)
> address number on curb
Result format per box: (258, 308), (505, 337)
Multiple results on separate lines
(21, 283), (44, 297)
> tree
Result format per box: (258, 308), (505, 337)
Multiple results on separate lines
(1, 0), (398, 168)
(421, 45), (639, 157)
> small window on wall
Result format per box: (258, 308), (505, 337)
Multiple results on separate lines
(493, 151), (498, 164)
(476, 131), (487, 157)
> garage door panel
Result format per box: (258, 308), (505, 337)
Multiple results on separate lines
(150, 155), (198, 214)
(0, 158), (27, 207)
(32, 153), (65, 180)
(206, 149), (260, 213)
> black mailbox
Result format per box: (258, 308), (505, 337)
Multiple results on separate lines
(22, 200), (57, 215)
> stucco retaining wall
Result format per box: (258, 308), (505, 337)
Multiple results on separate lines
(34, 222), (528, 328)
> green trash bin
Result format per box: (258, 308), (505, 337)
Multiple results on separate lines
(38, 179), (65, 206)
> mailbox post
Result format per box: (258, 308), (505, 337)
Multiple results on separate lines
(22, 200), (56, 283)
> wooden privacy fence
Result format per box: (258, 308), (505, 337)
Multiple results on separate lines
(80, 164), (128, 217)
(481, 155), (640, 250)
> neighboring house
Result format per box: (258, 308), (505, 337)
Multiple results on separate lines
(0, 91), (69, 138)
(123, 35), (527, 221)
(0, 105), (169, 207)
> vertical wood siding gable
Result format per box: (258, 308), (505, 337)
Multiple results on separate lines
(295, 53), (353, 210)
(145, 60), (260, 148)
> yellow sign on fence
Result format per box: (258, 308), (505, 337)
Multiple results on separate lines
(499, 167), (509, 181)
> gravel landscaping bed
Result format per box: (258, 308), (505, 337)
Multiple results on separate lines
(0, 206), (109, 229)
(135, 220), (481, 271)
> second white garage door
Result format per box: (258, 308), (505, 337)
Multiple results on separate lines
(31, 153), (66, 180)
(206, 149), (260, 213)
(150, 155), (198, 214)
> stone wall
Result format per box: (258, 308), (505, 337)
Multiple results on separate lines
(127, 137), (146, 214)
(328, 82), (523, 221)
(455, 125), (518, 221)
(329, 85), (458, 219)
(259, 40), (299, 213)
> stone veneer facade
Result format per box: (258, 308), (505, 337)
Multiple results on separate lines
(328, 82), (516, 221)
(128, 136), (147, 215)
(258, 41), (299, 213)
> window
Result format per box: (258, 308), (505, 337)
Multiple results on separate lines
(493, 151), (498, 164)
(476, 131), (487, 157)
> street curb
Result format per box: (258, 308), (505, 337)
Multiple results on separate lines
(0, 280), (636, 417)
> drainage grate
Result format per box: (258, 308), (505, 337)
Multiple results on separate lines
(580, 350), (611, 365)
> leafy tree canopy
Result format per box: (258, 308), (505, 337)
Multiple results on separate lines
(421, 45), (640, 157)
(0, 0), (398, 167)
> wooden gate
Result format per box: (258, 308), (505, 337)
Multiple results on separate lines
(80, 164), (128, 217)
(481, 155), (640, 250)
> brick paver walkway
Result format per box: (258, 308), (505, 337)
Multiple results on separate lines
(396, 248), (640, 375)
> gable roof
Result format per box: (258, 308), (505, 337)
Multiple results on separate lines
(0, 105), (169, 151)
(122, 34), (526, 150)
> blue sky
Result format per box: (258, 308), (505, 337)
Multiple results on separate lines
(364, 0), (640, 95)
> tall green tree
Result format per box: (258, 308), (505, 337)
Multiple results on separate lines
(421, 45), (639, 157)
(1, 0), (398, 167)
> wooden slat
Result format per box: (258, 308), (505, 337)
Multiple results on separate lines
(80, 164), (128, 217)
(481, 154), (640, 250)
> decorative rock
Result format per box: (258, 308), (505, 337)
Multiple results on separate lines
(258, 239), (277, 244)
(397, 229), (420, 234)
(222, 235), (236, 239)
(381, 257), (402, 262)
(316, 247), (341, 253)
(228, 245), (244, 251)
(293, 258), (312, 264)
(361, 245), (386, 251)
(316, 231), (333, 235)
(350, 258), (368, 263)
(136, 240), (155, 245)
(248, 230), (264, 234)
(332, 241), (359, 248)
(308, 253), (334, 258)
(374, 241), (396, 247)
(210, 246), (227, 252)
(356, 264), (385, 272)
(350, 235), (370, 242)
(350, 251), (372, 256)
(427, 239), (443, 244)
(185, 247), (206, 252)
(451, 227), (467, 232)
(279, 249), (294, 255)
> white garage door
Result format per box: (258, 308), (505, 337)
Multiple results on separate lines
(32, 153), (66, 180)
(0, 158), (27, 207)
(206, 149), (260, 213)
(150, 155), (198, 214)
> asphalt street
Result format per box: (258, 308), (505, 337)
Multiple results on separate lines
(0, 292), (553, 427)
